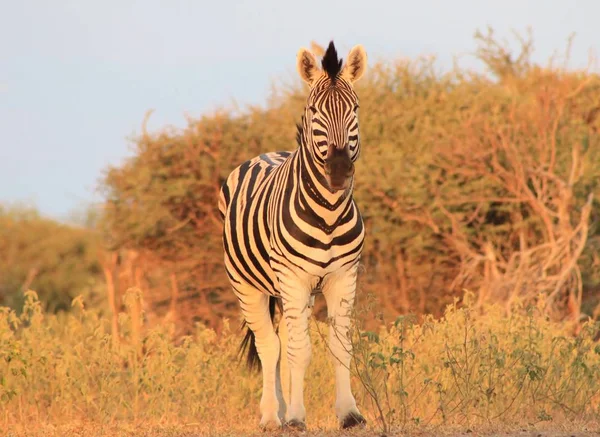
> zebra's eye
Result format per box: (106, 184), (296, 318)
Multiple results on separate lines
(354, 104), (360, 112)
(309, 106), (317, 114)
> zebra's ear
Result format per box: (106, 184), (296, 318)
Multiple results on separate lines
(297, 48), (321, 86)
(342, 45), (368, 84)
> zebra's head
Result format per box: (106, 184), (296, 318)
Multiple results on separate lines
(296, 41), (367, 192)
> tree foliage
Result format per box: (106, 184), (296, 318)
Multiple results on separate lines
(99, 31), (600, 330)
(0, 205), (103, 312)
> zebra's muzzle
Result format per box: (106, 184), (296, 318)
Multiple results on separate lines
(324, 145), (354, 192)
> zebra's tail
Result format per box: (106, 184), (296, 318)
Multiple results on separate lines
(239, 296), (279, 373)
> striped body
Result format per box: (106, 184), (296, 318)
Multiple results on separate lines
(218, 41), (368, 430)
(218, 148), (364, 297)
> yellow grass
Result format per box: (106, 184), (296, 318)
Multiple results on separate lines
(1, 290), (600, 436)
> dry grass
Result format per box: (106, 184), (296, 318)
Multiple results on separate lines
(1, 290), (600, 436)
(5, 422), (600, 436)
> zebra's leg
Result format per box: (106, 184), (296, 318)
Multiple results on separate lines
(278, 293), (314, 427)
(279, 279), (312, 429)
(237, 287), (282, 428)
(277, 307), (290, 417)
(322, 266), (366, 429)
(307, 294), (315, 318)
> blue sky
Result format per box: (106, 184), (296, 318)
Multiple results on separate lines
(1, 0), (597, 221)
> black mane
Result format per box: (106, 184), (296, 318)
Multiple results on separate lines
(321, 41), (343, 82)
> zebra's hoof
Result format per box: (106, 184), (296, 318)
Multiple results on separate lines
(284, 419), (307, 432)
(259, 416), (282, 431)
(341, 411), (366, 429)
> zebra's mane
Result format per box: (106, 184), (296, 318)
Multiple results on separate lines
(321, 41), (343, 82)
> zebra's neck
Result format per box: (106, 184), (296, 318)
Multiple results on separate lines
(294, 141), (353, 225)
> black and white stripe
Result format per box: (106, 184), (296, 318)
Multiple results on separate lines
(218, 41), (368, 430)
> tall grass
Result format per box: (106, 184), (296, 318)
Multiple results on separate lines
(345, 292), (600, 433)
(1, 290), (600, 435)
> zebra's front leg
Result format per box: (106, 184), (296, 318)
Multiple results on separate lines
(322, 266), (366, 429)
(278, 294), (314, 416)
(280, 283), (312, 430)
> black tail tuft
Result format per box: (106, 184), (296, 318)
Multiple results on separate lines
(239, 323), (261, 372)
(238, 296), (279, 373)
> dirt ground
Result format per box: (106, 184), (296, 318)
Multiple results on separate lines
(4, 423), (600, 437)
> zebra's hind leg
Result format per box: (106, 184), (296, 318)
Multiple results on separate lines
(237, 287), (284, 429)
(322, 266), (367, 429)
(276, 305), (290, 419)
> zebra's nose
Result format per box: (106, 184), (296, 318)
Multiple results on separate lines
(326, 143), (348, 159)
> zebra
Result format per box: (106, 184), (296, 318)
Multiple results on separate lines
(218, 40), (368, 430)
